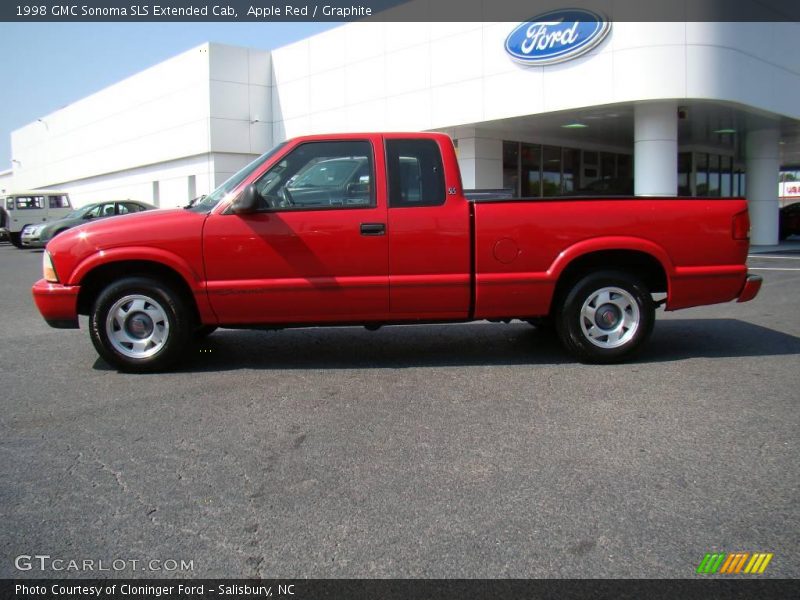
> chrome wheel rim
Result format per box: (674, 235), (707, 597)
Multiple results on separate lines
(579, 286), (640, 349)
(106, 294), (169, 359)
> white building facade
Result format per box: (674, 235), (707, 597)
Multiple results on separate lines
(9, 20), (800, 244)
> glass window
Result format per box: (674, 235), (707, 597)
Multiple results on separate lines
(48, 195), (70, 208)
(708, 154), (720, 197)
(121, 202), (146, 214)
(617, 154), (632, 180)
(678, 152), (692, 196)
(521, 143), (541, 197)
(386, 139), (444, 208)
(601, 152), (616, 181)
(720, 156), (732, 197)
(542, 146), (562, 197)
(695, 153), (709, 196)
(255, 140), (375, 210)
(85, 203), (115, 218)
(15, 196), (44, 209)
(503, 141), (520, 197)
(562, 148), (580, 194)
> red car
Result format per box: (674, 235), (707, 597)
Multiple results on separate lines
(32, 133), (761, 371)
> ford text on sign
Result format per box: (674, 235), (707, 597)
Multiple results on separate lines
(505, 9), (611, 66)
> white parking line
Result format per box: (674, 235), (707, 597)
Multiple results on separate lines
(747, 255), (800, 260)
(749, 267), (800, 271)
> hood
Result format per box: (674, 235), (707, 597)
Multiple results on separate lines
(45, 208), (208, 277)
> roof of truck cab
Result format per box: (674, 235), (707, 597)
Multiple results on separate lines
(287, 132), (452, 142)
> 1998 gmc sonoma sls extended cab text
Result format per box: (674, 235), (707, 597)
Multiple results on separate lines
(32, 133), (762, 372)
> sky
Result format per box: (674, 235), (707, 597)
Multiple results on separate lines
(0, 22), (340, 169)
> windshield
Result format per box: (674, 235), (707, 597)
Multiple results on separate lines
(186, 142), (288, 213)
(65, 205), (95, 219)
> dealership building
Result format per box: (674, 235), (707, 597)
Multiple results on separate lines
(7, 19), (800, 244)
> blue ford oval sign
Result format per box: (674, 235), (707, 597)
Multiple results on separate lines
(505, 9), (611, 66)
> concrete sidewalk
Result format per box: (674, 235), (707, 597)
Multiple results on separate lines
(749, 238), (800, 254)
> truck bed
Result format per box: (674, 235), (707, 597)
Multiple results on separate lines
(471, 197), (750, 317)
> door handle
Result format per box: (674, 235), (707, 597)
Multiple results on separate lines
(360, 223), (386, 236)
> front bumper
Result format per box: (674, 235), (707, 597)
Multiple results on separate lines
(736, 274), (763, 303)
(20, 232), (46, 248)
(31, 278), (80, 328)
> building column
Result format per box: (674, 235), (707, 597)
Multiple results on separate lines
(746, 128), (780, 246)
(453, 129), (503, 190)
(634, 102), (677, 196)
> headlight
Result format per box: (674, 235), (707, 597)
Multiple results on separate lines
(43, 251), (59, 283)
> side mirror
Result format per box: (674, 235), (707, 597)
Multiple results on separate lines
(83, 213), (94, 220)
(231, 185), (261, 214)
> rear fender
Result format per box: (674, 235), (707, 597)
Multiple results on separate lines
(548, 236), (675, 281)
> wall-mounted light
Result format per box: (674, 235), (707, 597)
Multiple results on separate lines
(713, 128), (737, 134)
(561, 123), (588, 129)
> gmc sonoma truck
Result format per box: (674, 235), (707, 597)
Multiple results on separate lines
(32, 133), (762, 372)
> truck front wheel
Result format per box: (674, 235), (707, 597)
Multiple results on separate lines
(556, 270), (654, 364)
(89, 277), (190, 372)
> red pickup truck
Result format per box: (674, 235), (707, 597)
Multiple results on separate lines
(32, 132), (761, 372)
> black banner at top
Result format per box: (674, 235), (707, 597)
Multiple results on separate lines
(1, 0), (798, 22)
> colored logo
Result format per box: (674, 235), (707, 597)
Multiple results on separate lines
(505, 9), (611, 66)
(696, 552), (773, 574)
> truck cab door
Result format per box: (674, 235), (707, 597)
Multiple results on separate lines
(385, 136), (471, 319)
(202, 138), (389, 324)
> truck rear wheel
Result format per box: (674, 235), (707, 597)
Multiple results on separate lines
(89, 277), (190, 372)
(556, 270), (654, 364)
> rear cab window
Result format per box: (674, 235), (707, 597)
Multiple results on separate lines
(386, 139), (445, 208)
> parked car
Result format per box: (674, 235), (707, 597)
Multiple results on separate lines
(2, 190), (72, 247)
(32, 133), (761, 372)
(21, 200), (155, 248)
(779, 202), (800, 240)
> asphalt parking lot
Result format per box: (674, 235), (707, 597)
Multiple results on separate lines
(1, 241), (798, 579)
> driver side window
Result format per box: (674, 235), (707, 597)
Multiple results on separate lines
(253, 141), (375, 211)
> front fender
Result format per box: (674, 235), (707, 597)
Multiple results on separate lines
(68, 246), (204, 292)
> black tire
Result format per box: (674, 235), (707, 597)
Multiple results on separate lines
(9, 232), (22, 248)
(526, 316), (556, 335)
(193, 325), (218, 340)
(556, 270), (655, 364)
(89, 277), (191, 372)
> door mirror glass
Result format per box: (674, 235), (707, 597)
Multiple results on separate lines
(231, 185), (261, 214)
